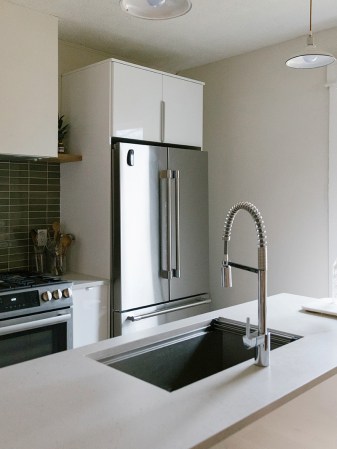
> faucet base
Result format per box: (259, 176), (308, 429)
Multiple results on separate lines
(255, 332), (271, 367)
(243, 317), (271, 367)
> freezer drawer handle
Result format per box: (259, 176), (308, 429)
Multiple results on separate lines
(126, 298), (211, 322)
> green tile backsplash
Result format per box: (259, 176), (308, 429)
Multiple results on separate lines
(0, 161), (60, 272)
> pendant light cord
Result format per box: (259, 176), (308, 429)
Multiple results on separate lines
(309, 0), (312, 37)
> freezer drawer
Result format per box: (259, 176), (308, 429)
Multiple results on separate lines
(114, 296), (211, 336)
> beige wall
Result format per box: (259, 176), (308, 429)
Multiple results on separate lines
(182, 28), (337, 309)
(58, 40), (113, 110)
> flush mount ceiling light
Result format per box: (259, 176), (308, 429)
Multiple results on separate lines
(120, 0), (192, 20)
(286, 0), (335, 69)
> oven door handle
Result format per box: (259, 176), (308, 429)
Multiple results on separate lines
(0, 313), (72, 336)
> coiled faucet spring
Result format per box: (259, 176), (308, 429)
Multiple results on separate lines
(223, 201), (267, 249)
(221, 201), (270, 367)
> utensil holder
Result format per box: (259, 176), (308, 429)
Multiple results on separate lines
(47, 250), (66, 276)
(33, 246), (46, 273)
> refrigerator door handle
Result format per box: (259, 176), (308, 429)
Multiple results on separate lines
(126, 298), (211, 322)
(160, 170), (173, 279)
(173, 170), (181, 278)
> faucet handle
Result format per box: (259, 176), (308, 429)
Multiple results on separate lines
(243, 317), (259, 349)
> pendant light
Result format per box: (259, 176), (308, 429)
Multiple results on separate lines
(120, 0), (192, 20)
(286, 0), (335, 69)
(286, 0), (336, 69)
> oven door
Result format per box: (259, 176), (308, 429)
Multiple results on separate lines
(0, 308), (73, 368)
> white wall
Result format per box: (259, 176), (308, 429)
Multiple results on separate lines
(58, 40), (113, 109)
(182, 28), (337, 310)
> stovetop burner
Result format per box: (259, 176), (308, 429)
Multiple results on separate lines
(0, 271), (73, 318)
(0, 271), (64, 291)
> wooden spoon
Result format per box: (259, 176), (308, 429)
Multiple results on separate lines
(52, 222), (60, 242)
(60, 234), (72, 255)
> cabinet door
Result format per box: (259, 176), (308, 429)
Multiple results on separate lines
(0, 2), (58, 157)
(163, 76), (203, 148)
(61, 61), (111, 280)
(72, 284), (109, 348)
(112, 63), (162, 142)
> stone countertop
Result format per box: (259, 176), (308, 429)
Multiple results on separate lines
(210, 373), (337, 449)
(2, 293), (337, 449)
(62, 272), (110, 289)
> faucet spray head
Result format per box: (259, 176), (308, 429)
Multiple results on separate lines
(221, 261), (232, 288)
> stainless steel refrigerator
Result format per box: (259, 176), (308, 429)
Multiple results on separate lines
(112, 141), (210, 336)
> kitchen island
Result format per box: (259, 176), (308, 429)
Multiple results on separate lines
(2, 293), (337, 449)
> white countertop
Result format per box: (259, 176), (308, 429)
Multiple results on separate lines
(211, 373), (337, 449)
(62, 272), (109, 289)
(2, 293), (337, 449)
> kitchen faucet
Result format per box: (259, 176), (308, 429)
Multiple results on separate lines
(221, 201), (270, 367)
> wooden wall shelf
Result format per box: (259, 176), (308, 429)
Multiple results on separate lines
(47, 154), (82, 163)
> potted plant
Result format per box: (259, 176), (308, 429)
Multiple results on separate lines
(58, 114), (69, 153)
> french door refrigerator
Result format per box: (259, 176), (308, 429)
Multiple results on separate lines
(112, 141), (210, 336)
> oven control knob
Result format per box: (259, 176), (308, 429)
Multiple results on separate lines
(52, 289), (62, 300)
(41, 291), (52, 302)
(62, 288), (72, 298)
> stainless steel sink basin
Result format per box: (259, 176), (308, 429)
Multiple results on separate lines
(95, 318), (302, 392)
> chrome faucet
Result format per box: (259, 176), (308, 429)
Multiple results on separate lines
(221, 201), (270, 367)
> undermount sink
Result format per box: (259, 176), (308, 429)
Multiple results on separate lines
(94, 318), (302, 392)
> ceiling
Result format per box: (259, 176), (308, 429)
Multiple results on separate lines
(7, 0), (337, 73)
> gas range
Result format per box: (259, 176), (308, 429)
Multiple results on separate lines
(0, 271), (74, 368)
(0, 271), (73, 319)
(0, 272), (67, 291)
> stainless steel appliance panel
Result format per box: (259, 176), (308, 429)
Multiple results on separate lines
(114, 296), (211, 336)
(0, 308), (73, 368)
(168, 148), (209, 301)
(113, 143), (168, 311)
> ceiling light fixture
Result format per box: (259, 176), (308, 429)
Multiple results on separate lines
(119, 0), (192, 20)
(286, 0), (335, 69)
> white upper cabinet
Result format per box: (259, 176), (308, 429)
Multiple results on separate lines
(112, 63), (162, 142)
(111, 61), (204, 147)
(163, 75), (203, 148)
(0, 1), (58, 158)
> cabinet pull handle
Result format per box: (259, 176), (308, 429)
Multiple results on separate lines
(160, 100), (165, 143)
